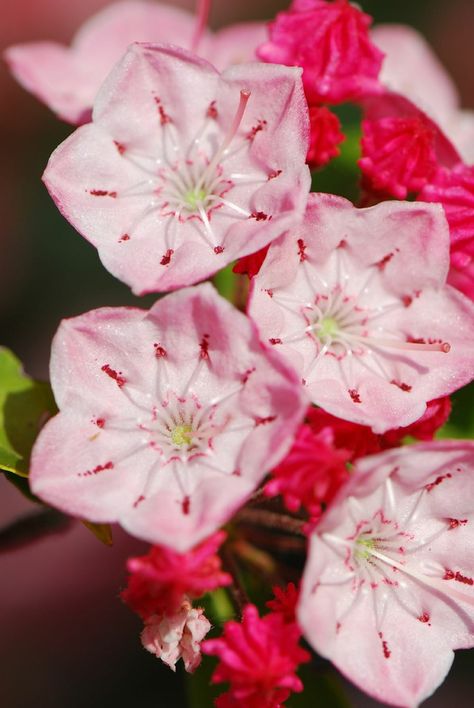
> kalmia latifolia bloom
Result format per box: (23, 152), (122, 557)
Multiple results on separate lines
(141, 600), (211, 673)
(298, 441), (474, 707)
(122, 531), (231, 618)
(307, 106), (345, 169)
(5, 0), (266, 125)
(30, 284), (306, 551)
(249, 193), (474, 432)
(202, 604), (310, 708)
(257, 0), (384, 105)
(419, 164), (474, 299)
(43, 43), (310, 294)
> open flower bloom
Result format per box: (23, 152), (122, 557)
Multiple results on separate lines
(30, 284), (306, 551)
(43, 43), (310, 294)
(5, 0), (267, 125)
(371, 24), (474, 165)
(141, 599), (210, 673)
(257, 0), (383, 105)
(298, 441), (474, 707)
(249, 193), (474, 433)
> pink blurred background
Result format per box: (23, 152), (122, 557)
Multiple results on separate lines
(1, 2), (473, 706)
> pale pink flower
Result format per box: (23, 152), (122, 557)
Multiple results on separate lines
(30, 284), (306, 551)
(257, 0), (384, 105)
(141, 599), (210, 672)
(43, 43), (310, 294)
(248, 193), (474, 432)
(298, 441), (474, 707)
(122, 530), (231, 618)
(202, 604), (310, 708)
(5, 0), (266, 125)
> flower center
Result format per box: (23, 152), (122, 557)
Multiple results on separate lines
(184, 187), (208, 212)
(171, 424), (193, 447)
(314, 315), (340, 344)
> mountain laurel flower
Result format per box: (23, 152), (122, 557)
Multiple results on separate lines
(371, 23), (474, 165)
(43, 43), (310, 294)
(298, 441), (474, 707)
(141, 599), (211, 673)
(5, 0), (266, 125)
(307, 106), (345, 169)
(202, 604), (310, 708)
(122, 530), (231, 618)
(30, 284), (307, 551)
(249, 193), (474, 433)
(265, 423), (350, 517)
(419, 164), (474, 300)
(257, 0), (384, 105)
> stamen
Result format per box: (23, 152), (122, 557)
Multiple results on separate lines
(346, 333), (451, 353)
(196, 89), (251, 192)
(191, 0), (212, 53)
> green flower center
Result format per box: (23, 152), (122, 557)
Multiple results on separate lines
(354, 537), (376, 560)
(316, 316), (339, 341)
(184, 187), (208, 211)
(171, 424), (193, 447)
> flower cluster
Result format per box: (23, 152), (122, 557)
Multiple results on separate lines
(5, 1), (474, 707)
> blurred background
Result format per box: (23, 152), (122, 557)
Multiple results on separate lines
(1, 1), (473, 706)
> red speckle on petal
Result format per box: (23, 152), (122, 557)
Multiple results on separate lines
(241, 367), (256, 384)
(214, 245), (224, 254)
(88, 189), (117, 198)
(199, 334), (210, 360)
(336, 622), (341, 633)
(378, 632), (391, 659)
(232, 469), (242, 477)
(391, 380), (412, 392)
(297, 238), (307, 262)
(78, 461), (114, 478)
(95, 418), (105, 428)
(247, 119), (267, 141)
(349, 389), (362, 403)
(425, 473), (452, 492)
(448, 518), (468, 529)
(119, 234), (130, 242)
(154, 343), (167, 358)
(402, 295), (413, 307)
(376, 252), (394, 270)
(269, 338), (282, 345)
(114, 140), (126, 155)
(207, 101), (218, 119)
(182, 496), (191, 515)
(444, 569), (473, 585)
(255, 415), (277, 426)
(418, 612), (431, 623)
(155, 97), (171, 125)
(268, 169), (282, 180)
(250, 211), (270, 221)
(134, 495), (145, 508)
(160, 249), (174, 266)
(101, 364), (126, 387)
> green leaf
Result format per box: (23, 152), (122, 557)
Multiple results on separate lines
(0, 347), (57, 478)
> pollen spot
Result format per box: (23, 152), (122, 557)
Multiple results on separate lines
(418, 612), (431, 623)
(95, 418), (105, 429)
(114, 140), (126, 155)
(255, 415), (276, 426)
(207, 101), (218, 119)
(133, 495), (145, 508)
(269, 338), (282, 345)
(250, 211), (269, 221)
(376, 252), (394, 269)
(154, 343), (167, 358)
(444, 569), (473, 585)
(182, 496), (191, 515)
(78, 461), (114, 478)
(391, 380), (412, 392)
(101, 364), (126, 387)
(297, 238), (307, 262)
(214, 245), (224, 254)
(425, 473), (452, 492)
(155, 97), (171, 125)
(247, 119), (267, 141)
(119, 233), (130, 242)
(448, 518), (468, 529)
(349, 389), (362, 403)
(402, 295), (413, 307)
(378, 632), (391, 659)
(160, 249), (174, 266)
(199, 334), (210, 360)
(268, 169), (282, 180)
(88, 189), (117, 198)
